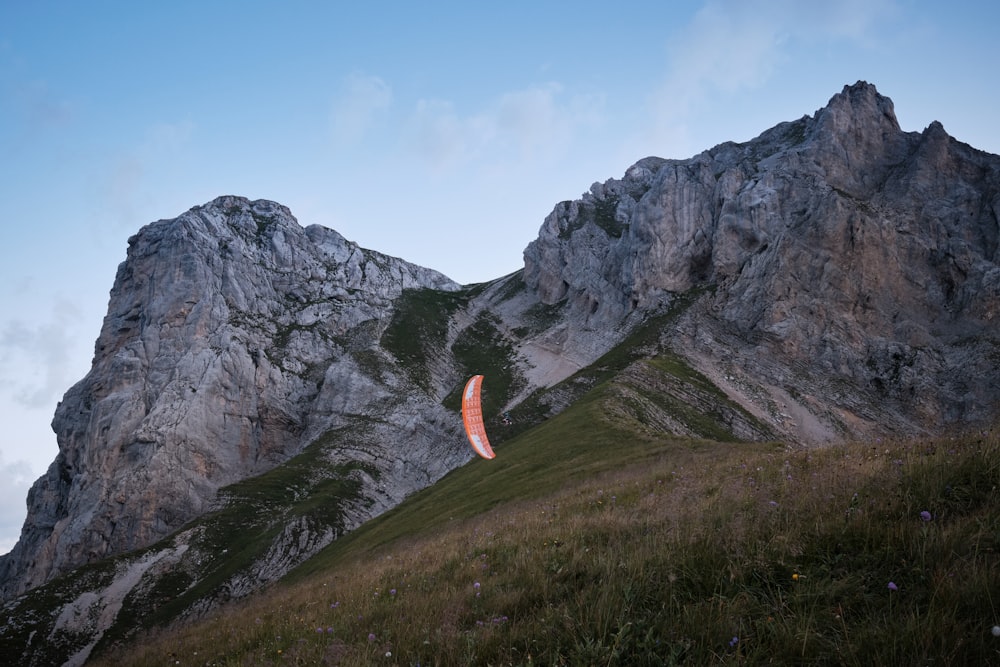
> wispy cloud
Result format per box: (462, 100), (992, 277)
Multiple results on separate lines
(646, 0), (898, 155)
(0, 297), (84, 410)
(495, 84), (605, 159)
(330, 72), (393, 146)
(101, 119), (195, 229)
(14, 80), (74, 129)
(0, 75), (76, 156)
(405, 83), (605, 171)
(0, 454), (36, 555)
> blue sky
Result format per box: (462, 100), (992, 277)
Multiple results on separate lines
(1, 0), (998, 553)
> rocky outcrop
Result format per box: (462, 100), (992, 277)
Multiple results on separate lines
(524, 81), (1000, 439)
(0, 197), (468, 600)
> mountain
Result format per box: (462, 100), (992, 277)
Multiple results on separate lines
(2, 81), (999, 664)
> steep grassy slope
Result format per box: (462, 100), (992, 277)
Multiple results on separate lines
(95, 385), (1000, 666)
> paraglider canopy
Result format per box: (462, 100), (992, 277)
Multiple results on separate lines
(461, 375), (496, 460)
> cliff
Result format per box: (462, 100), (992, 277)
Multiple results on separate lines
(2, 82), (999, 637)
(0, 198), (470, 599)
(525, 81), (1000, 438)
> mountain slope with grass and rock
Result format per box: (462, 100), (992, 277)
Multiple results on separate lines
(2, 81), (1000, 666)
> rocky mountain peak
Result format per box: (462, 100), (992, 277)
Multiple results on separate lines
(522, 80), (1000, 436)
(0, 198), (464, 599)
(818, 80), (900, 132)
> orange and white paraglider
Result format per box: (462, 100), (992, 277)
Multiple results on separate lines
(461, 375), (496, 460)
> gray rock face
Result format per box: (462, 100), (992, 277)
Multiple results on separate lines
(4, 82), (1000, 607)
(524, 81), (1000, 439)
(0, 197), (466, 599)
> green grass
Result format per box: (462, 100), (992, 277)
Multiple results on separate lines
(445, 311), (522, 416)
(92, 383), (1000, 666)
(381, 287), (470, 390)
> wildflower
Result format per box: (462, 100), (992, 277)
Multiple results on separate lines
(330, 601), (340, 608)
(792, 573), (799, 581)
(474, 581), (481, 590)
(368, 633), (377, 642)
(390, 589), (397, 596)
(992, 625), (1000, 637)
(385, 651), (392, 657)
(316, 627), (324, 633)
(729, 636), (739, 647)
(920, 510), (932, 522)
(888, 582), (898, 591)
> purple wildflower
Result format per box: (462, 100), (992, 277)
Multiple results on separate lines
(390, 588), (397, 596)
(316, 627), (324, 633)
(368, 632), (377, 642)
(920, 510), (932, 522)
(729, 636), (739, 647)
(888, 581), (898, 591)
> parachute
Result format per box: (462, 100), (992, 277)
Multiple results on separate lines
(461, 375), (496, 460)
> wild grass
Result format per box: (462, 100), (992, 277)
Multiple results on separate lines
(97, 422), (1000, 666)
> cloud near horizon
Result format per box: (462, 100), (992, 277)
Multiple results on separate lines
(0, 297), (84, 410)
(0, 457), (34, 556)
(405, 82), (605, 172)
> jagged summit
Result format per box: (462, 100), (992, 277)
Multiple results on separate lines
(3, 84), (1000, 662)
(525, 78), (999, 433)
(821, 80), (900, 127)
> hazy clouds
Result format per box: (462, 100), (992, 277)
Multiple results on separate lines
(0, 454), (34, 554)
(330, 72), (393, 147)
(646, 0), (899, 156)
(0, 297), (83, 410)
(405, 83), (605, 171)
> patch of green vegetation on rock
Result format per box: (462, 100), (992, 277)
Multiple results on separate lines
(382, 287), (470, 390)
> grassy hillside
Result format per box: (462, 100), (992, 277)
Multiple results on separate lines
(95, 377), (1000, 665)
